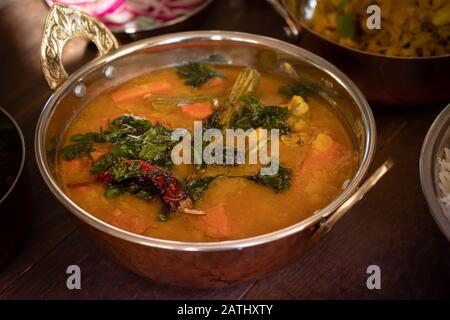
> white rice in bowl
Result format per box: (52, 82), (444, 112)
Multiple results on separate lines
(438, 147), (450, 218)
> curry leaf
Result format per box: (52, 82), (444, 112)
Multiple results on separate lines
(110, 160), (144, 182)
(203, 110), (222, 130)
(69, 132), (105, 143)
(90, 153), (118, 175)
(61, 141), (93, 161)
(185, 176), (217, 202)
(64, 115), (178, 172)
(278, 84), (308, 100)
(176, 62), (223, 88)
(246, 165), (292, 193)
(229, 95), (291, 135)
(111, 115), (152, 136)
(104, 185), (125, 198)
(138, 124), (179, 169)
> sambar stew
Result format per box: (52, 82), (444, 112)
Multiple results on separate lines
(58, 63), (359, 242)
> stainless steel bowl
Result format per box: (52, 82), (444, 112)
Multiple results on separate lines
(0, 107), (31, 266)
(35, 4), (376, 287)
(420, 103), (450, 242)
(269, 0), (450, 107)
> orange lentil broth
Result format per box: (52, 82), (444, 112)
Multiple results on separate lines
(58, 65), (359, 242)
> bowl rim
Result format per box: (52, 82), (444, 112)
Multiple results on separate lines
(420, 103), (450, 242)
(0, 107), (26, 205)
(35, 30), (376, 251)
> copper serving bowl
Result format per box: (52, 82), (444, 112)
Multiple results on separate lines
(35, 4), (377, 287)
(269, 0), (450, 107)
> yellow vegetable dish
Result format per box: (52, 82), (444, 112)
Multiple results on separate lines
(308, 0), (450, 57)
(58, 63), (359, 242)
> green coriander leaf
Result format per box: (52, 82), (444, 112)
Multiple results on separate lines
(91, 153), (118, 174)
(246, 166), (292, 193)
(229, 95), (291, 135)
(176, 62), (223, 88)
(62, 141), (93, 161)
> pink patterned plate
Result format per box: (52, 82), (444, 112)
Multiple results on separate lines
(44, 0), (213, 34)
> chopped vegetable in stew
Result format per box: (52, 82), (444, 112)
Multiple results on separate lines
(176, 62), (223, 88)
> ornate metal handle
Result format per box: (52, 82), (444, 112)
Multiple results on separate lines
(41, 4), (119, 90)
(313, 159), (394, 242)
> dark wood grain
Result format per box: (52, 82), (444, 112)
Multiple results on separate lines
(0, 0), (449, 299)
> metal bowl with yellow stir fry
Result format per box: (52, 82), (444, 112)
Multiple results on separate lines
(309, 0), (450, 57)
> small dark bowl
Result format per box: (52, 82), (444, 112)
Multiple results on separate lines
(0, 108), (31, 267)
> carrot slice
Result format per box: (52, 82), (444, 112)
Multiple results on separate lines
(204, 76), (224, 88)
(99, 209), (151, 234)
(180, 102), (213, 120)
(294, 133), (349, 191)
(100, 117), (111, 131)
(111, 81), (172, 103)
(73, 186), (89, 193)
(191, 204), (231, 239)
(306, 133), (348, 170)
(66, 180), (96, 189)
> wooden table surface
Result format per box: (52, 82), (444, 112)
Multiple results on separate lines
(0, 0), (449, 300)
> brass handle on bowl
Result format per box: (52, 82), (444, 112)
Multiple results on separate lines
(41, 4), (119, 90)
(313, 159), (394, 242)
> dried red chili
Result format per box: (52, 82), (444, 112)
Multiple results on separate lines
(98, 160), (192, 211)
